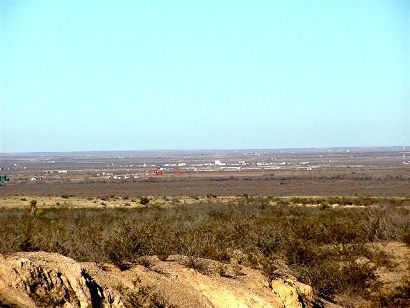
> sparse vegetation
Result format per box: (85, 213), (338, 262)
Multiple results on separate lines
(140, 196), (150, 205)
(29, 200), (37, 215)
(403, 231), (410, 247)
(0, 198), (409, 305)
(184, 257), (212, 276)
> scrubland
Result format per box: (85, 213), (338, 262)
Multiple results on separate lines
(0, 195), (409, 307)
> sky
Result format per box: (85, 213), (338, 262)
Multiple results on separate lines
(0, 0), (409, 152)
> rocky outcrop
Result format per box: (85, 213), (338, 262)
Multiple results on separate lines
(0, 252), (121, 307)
(0, 252), (317, 307)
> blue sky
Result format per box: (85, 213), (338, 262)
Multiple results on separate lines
(0, 0), (409, 152)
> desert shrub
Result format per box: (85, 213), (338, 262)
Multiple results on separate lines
(320, 202), (330, 210)
(342, 261), (377, 290)
(140, 197), (150, 205)
(184, 257), (212, 275)
(259, 197), (270, 208)
(0, 202), (408, 305)
(136, 256), (154, 268)
(300, 259), (376, 300)
(256, 232), (285, 257)
(171, 198), (180, 204)
(373, 274), (410, 307)
(289, 197), (321, 205)
(242, 194), (257, 204)
(403, 231), (410, 247)
(30, 200), (38, 215)
(103, 223), (154, 268)
(356, 195), (374, 206)
(340, 197), (354, 205)
(285, 240), (320, 266)
(275, 198), (290, 206)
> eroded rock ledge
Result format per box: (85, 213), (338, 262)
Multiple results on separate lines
(0, 252), (319, 307)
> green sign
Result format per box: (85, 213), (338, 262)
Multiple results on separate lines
(0, 176), (10, 183)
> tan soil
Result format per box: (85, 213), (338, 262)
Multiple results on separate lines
(0, 252), (319, 308)
(1, 195), (408, 210)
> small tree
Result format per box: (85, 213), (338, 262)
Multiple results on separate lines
(30, 200), (37, 215)
(140, 197), (150, 205)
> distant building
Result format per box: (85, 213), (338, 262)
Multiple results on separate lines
(220, 167), (240, 171)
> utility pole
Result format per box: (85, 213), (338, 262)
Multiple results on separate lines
(403, 133), (406, 162)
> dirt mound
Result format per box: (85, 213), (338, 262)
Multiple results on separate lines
(0, 252), (320, 307)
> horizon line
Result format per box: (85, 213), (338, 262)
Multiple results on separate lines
(0, 145), (408, 156)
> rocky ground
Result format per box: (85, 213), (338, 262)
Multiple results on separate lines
(0, 252), (324, 308)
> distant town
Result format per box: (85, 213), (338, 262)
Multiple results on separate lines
(0, 147), (408, 185)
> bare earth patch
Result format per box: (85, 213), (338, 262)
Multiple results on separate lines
(0, 252), (318, 308)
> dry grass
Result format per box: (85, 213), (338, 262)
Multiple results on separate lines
(0, 197), (409, 306)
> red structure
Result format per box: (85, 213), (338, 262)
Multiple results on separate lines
(154, 170), (163, 176)
(176, 170), (183, 176)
